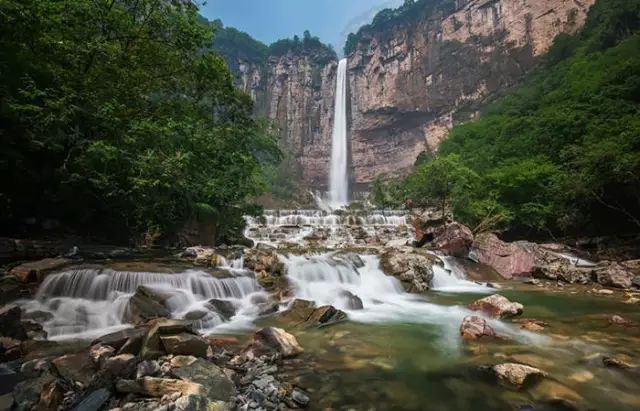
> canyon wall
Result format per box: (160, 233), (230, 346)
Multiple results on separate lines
(232, 55), (338, 188)
(220, 0), (595, 188)
(347, 0), (595, 183)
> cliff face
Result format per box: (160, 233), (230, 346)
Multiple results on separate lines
(347, 0), (595, 184)
(232, 56), (338, 188)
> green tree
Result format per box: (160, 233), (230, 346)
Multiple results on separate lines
(0, 0), (280, 243)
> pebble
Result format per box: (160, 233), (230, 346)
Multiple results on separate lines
(596, 289), (614, 295)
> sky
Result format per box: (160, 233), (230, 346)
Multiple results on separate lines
(200, 0), (404, 53)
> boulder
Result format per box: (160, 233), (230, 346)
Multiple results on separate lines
(460, 316), (497, 340)
(13, 369), (55, 410)
(92, 328), (146, 355)
(89, 343), (115, 368)
(431, 223), (474, 257)
(0, 304), (27, 340)
(126, 286), (171, 324)
(139, 319), (194, 360)
(71, 388), (111, 411)
(51, 351), (96, 385)
(9, 258), (71, 283)
(380, 249), (437, 292)
(468, 294), (523, 319)
(470, 234), (536, 279)
(206, 299), (236, 320)
(594, 263), (635, 289)
(37, 379), (66, 411)
(0, 276), (22, 305)
(182, 247), (221, 266)
(0, 337), (22, 361)
(492, 363), (546, 388)
(171, 358), (236, 402)
(339, 290), (364, 310)
(244, 248), (284, 276)
(174, 395), (231, 411)
(278, 299), (346, 329)
(103, 353), (137, 377)
(160, 333), (209, 357)
(246, 327), (303, 358)
(116, 377), (203, 397)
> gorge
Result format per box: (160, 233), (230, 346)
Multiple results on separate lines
(1, 0), (640, 410)
(217, 0), (596, 189)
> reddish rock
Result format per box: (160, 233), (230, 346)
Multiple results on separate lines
(51, 351), (96, 385)
(468, 294), (523, 319)
(460, 316), (497, 341)
(37, 379), (66, 411)
(9, 258), (71, 283)
(470, 234), (536, 279)
(432, 223), (474, 257)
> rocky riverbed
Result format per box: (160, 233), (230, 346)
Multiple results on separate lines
(1, 208), (639, 410)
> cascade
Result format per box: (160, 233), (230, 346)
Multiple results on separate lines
(280, 253), (539, 345)
(20, 266), (269, 340)
(328, 58), (349, 208)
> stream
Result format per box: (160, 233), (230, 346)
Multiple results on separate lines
(16, 208), (640, 410)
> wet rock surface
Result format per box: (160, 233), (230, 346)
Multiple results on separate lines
(380, 248), (437, 292)
(468, 294), (524, 319)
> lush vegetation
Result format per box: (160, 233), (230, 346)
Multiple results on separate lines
(373, 0), (640, 238)
(0, 0), (281, 243)
(269, 31), (336, 65)
(210, 20), (269, 67)
(213, 23), (336, 69)
(344, 0), (455, 55)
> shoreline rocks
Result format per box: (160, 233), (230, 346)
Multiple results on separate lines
(380, 249), (438, 292)
(460, 316), (497, 340)
(468, 294), (523, 319)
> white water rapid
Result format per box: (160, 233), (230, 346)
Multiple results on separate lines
(281, 253), (543, 347)
(20, 265), (270, 340)
(328, 58), (349, 208)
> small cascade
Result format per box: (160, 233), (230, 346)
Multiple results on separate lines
(431, 257), (494, 293)
(244, 208), (412, 247)
(20, 267), (269, 340)
(280, 253), (540, 346)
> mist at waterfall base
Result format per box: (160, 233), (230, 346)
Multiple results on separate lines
(327, 58), (349, 209)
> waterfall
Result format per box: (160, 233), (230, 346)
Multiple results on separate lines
(329, 58), (349, 207)
(20, 268), (270, 340)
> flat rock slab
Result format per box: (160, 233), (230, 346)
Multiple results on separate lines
(171, 358), (236, 402)
(10, 258), (72, 282)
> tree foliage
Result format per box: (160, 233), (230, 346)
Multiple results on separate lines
(0, 0), (280, 243)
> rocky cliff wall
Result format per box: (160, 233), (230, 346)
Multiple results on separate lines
(347, 0), (595, 184)
(233, 56), (337, 188)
